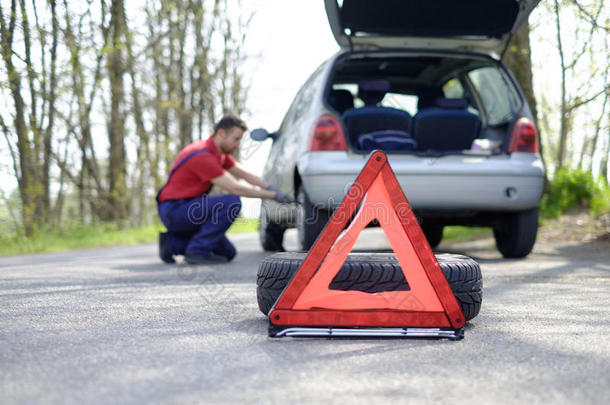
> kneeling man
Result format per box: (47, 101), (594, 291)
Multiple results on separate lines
(156, 114), (292, 264)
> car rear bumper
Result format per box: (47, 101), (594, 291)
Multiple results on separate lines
(298, 151), (544, 211)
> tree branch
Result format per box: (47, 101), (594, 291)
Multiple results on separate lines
(567, 85), (610, 112)
(50, 148), (78, 185)
(570, 0), (610, 32)
(566, 0), (604, 71)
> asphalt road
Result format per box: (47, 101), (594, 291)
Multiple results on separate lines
(1, 229), (609, 404)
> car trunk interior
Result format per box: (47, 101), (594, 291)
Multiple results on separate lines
(327, 54), (520, 156)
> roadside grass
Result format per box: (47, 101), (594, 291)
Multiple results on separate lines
(441, 226), (491, 244)
(0, 219), (503, 256)
(0, 218), (260, 256)
(228, 217), (259, 234)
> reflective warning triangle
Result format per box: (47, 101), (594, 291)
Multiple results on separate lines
(269, 150), (465, 330)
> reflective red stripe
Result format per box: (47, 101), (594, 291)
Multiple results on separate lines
(269, 150), (466, 329)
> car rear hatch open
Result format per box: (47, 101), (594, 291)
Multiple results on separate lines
(324, 0), (540, 58)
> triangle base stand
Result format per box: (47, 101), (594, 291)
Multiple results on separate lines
(269, 325), (465, 340)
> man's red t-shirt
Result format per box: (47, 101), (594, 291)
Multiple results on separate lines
(158, 136), (236, 202)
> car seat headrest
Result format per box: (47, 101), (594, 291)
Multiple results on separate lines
(329, 89), (355, 113)
(417, 86), (444, 110)
(435, 97), (468, 109)
(358, 80), (390, 106)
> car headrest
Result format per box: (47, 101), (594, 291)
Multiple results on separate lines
(358, 80), (390, 105)
(417, 86), (444, 110)
(329, 89), (355, 113)
(435, 97), (468, 109)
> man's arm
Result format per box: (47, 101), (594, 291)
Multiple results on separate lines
(227, 161), (268, 189)
(211, 171), (275, 199)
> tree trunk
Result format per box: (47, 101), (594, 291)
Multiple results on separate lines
(107, 0), (129, 222)
(0, 0), (41, 235)
(44, 0), (59, 224)
(62, 0), (106, 210)
(601, 107), (610, 184)
(19, 0), (47, 223)
(177, 3), (193, 149)
(554, 0), (568, 169)
(126, 20), (151, 226)
(162, 2), (175, 171)
(503, 22), (538, 122)
(148, 8), (163, 191)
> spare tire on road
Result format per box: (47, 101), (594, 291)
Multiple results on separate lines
(256, 252), (482, 321)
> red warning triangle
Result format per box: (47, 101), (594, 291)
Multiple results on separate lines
(269, 151), (465, 330)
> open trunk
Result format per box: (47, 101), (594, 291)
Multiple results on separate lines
(326, 53), (524, 156)
(325, 0), (541, 58)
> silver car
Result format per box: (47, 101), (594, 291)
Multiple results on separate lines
(252, 0), (543, 258)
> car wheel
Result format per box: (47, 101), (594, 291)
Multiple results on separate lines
(259, 203), (285, 251)
(296, 186), (331, 251)
(256, 252), (482, 321)
(421, 223), (443, 249)
(493, 208), (538, 258)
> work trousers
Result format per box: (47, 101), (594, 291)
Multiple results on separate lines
(158, 194), (242, 259)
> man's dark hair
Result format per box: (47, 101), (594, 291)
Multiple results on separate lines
(213, 114), (247, 135)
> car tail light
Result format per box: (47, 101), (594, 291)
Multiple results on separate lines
(309, 115), (347, 151)
(508, 118), (538, 154)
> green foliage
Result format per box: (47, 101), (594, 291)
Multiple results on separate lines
(442, 226), (491, 243)
(227, 217), (259, 234)
(540, 168), (610, 218)
(0, 218), (259, 256)
(0, 221), (162, 256)
(590, 183), (610, 217)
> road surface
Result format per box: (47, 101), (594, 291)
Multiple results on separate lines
(1, 229), (609, 404)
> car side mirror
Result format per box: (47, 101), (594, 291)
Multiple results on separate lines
(250, 128), (277, 141)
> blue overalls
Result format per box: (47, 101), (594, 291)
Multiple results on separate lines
(156, 149), (242, 260)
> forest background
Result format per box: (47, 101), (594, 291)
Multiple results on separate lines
(1, 0), (609, 253)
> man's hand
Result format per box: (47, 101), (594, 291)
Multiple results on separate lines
(266, 184), (279, 193)
(273, 190), (294, 204)
(268, 184), (295, 204)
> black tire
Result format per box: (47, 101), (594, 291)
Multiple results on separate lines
(296, 186), (331, 251)
(493, 208), (538, 258)
(421, 223), (444, 249)
(256, 252), (482, 321)
(259, 203), (285, 251)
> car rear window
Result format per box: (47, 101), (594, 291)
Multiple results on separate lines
(442, 78), (464, 98)
(332, 84), (418, 115)
(330, 56), (521, 127)
(467, 66), (521, 125)
(381, 93), (418, 115)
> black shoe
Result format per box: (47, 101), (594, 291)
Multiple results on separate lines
(184, 253), (228, 265)
(159, 232), (176, 264)
(215, 250), (236, 262)
(211, 236), (237, 262)
(212, 245), (236, 262)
